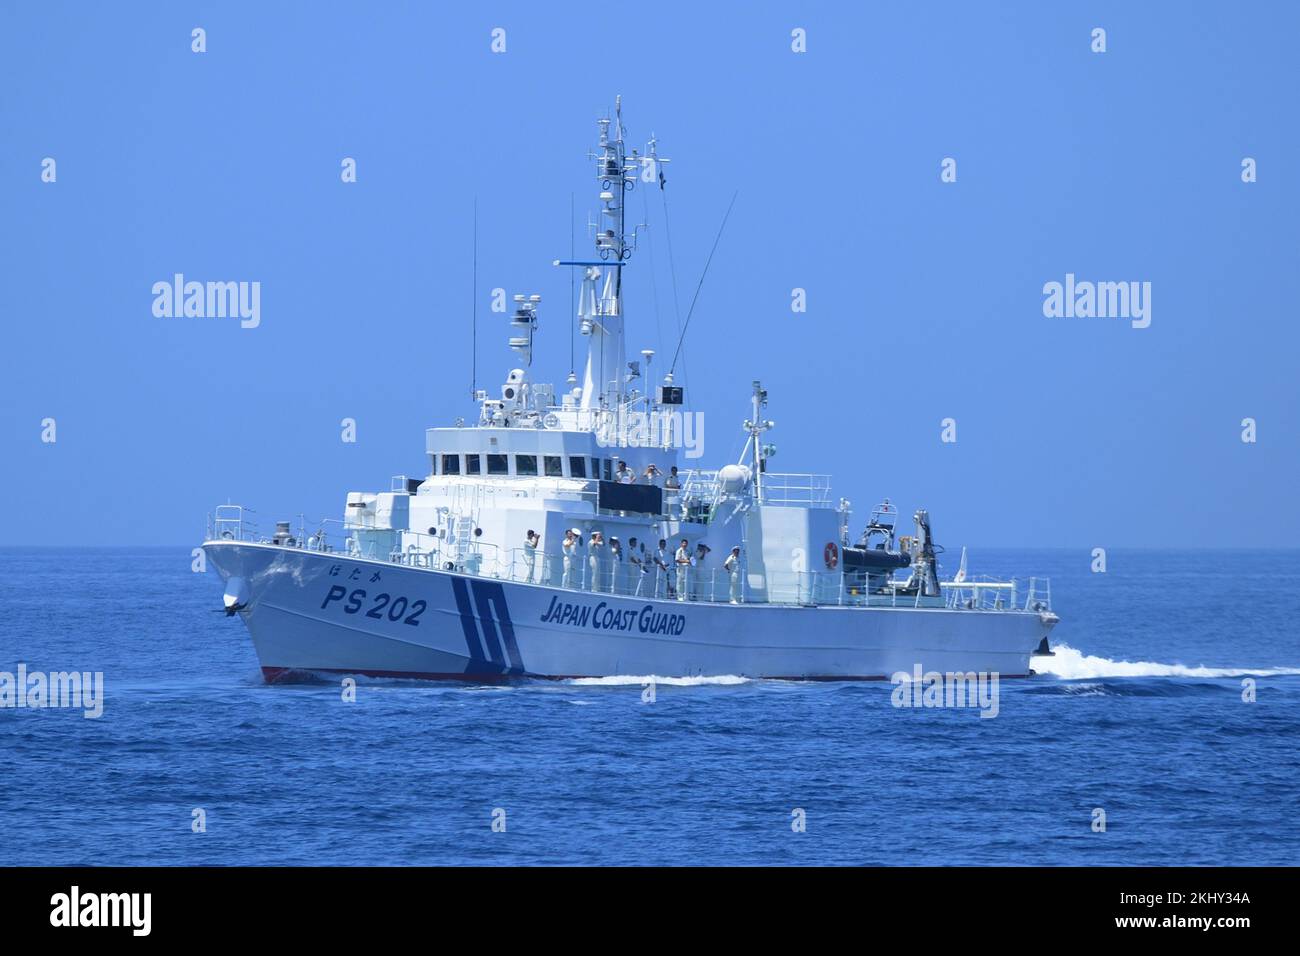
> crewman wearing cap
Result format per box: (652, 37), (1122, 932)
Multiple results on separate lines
(674, 538), (691, 602)
(609, 536), (624, 593)
(724, 546), (742, 604)
(523, 529), (539, 583)
(588, 531), (605, 592)
(562, 529), (579, 589)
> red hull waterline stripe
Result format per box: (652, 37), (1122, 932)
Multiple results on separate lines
(261, 666), (1033, 684)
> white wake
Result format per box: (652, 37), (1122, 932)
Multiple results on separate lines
(1034, 643), (1300, 680)
(566, 674), (751, 687)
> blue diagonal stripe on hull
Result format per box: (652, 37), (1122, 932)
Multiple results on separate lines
(450, 576), (503, 675)
(473, 581), (524, 674)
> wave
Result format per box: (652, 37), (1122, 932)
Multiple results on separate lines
(566, 674), (751, 687)
(1034, 643), (1300, 680)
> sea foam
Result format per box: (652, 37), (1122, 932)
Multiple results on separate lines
(1034, 643), (1300, 680)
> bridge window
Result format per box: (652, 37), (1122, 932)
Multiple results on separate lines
(544, 455), (563, 477)
(487, 454), (508, 475)
(441, 454), (460, 475)
(516, 455), (538, 476)
(568, 456), (586, 478)
(602, 459), (613, 481)
(465, 454), (481, 475)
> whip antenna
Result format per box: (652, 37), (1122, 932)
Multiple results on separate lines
(470, 197), (478, 400)
(668, 190), (738, 376)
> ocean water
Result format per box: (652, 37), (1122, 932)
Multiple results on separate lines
(2, 547), (1298, 866)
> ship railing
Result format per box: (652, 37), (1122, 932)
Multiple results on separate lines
(294, 517), (375, 557)
(483, 546), (750, 603)
(537, 405), (614, 433)
(203, 507), (1050, 612)
(756, 473), (832, 507)
(464, 548), (1029, 611)
(436, 473), (701, 524)
(671, 470), (832, 509)
(212, 515), (503, 571)
(1022, 576), (1052, 613)
(439, 476), (604, 514)
(407, 471), (703, 524)
(393, 527), (501, 573)
(938, 576), (1052, 613)
(775, 571), (941, 608)
(207, 504), (258, 543)
(940, 576), (1019, 611)
(205, 511), (436, 564)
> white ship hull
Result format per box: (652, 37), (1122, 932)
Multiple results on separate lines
(205, 542), (1054, 682)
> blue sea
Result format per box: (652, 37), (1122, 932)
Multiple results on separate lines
(2, 547), (1298, 866)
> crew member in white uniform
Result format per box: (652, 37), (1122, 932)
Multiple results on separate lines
(523, 529), (539, 583)
(562, 529), (578, 588)
(609, 536), (624, 594)
(588, 531), (604, 592)
(655, 539), (670, 598)
(724, 546), (742, 604)
(628, 537), (644, 595)
(674, 539), (691, 602)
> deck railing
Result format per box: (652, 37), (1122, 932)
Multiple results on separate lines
(204, 507), (1050, 614)
(209, 504), (257, 543)
(755, 472), (833, 507)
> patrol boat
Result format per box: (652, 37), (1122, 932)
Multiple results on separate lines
(202, 99), (1059, 682)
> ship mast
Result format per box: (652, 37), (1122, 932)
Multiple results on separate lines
(742, 380), (774, 500)
(554, 96), (658, 419)
(581, 96), (631, 414)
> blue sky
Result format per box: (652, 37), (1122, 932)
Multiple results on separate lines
(1, 1), (1296, 547)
